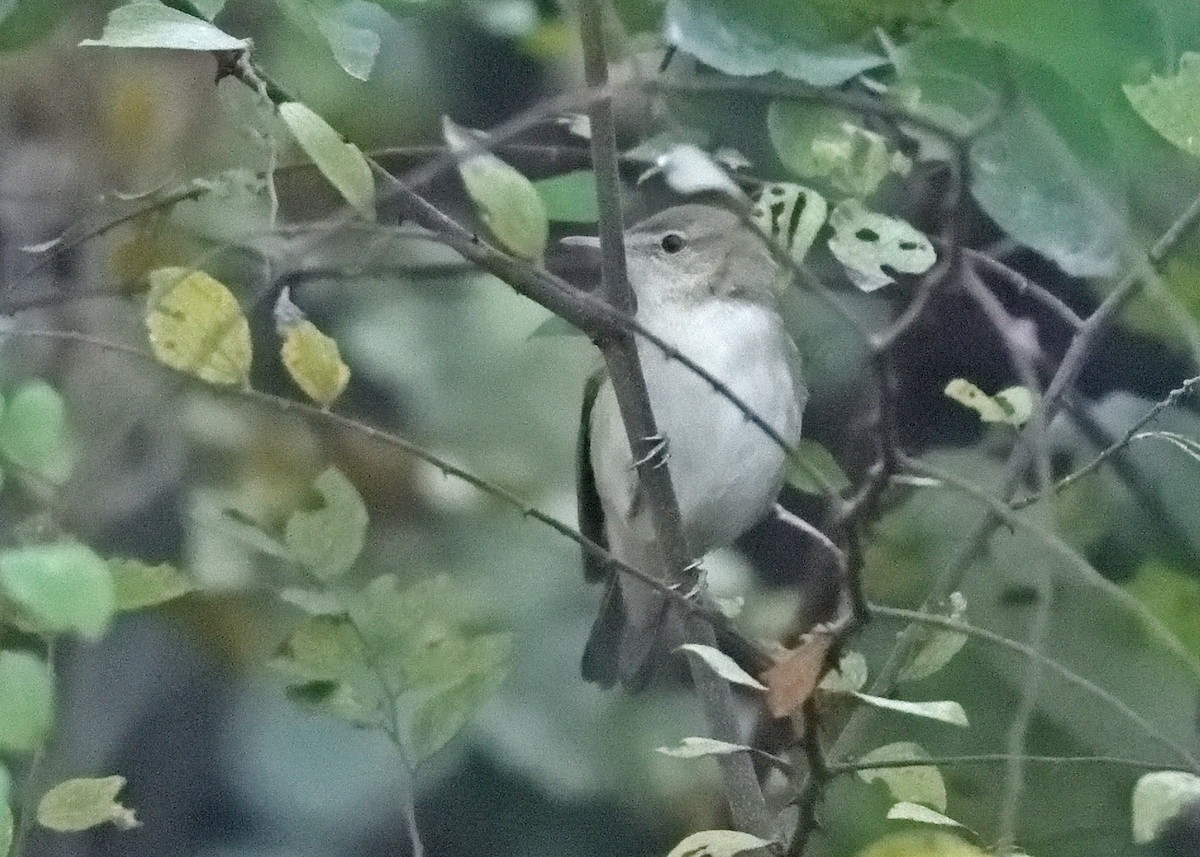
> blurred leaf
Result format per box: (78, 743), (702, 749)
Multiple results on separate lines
(827, 200), (935, 291)
(665, 829), (773, 857)
(656, 737), (752, 758)
(0, 804), (10, 857)
(639, 144), (744, 200)
(850, 693), (969, 728)
(664, 0), (886, 86)
(886, 802), (970, 829)
(1123, 52), (1200, 159)
(412, 667), (507, 761)
(857, 741), (947, 811)
(444, 117), (548, 259)
(855, 830), (986, 857)
(1125, 561), (1200, 658)
(285, 467), (368, 580)
(274, 0), (381, 81)
(898, 592), (968, 683)
(1132, 770), (1200, 844)
(402, 631), (511, 691)
(0, 650), (54, 753)
(190, 0), (226, 19)
(279, 319), (351, 409)
(0, 0), (68, 51)
(0, 380), (72, 481)
(280, 102), (376, 217)
(679, 644), (767, 690)
(145, 268), (253, 386)
(0, 544), (115, 639)
(768, 103), (909, 197)
(109, 559), (191, 611)
(786, 438), (851, 495)
(285, 679), (375, 725)
(275, 614), (366, 682)
(79, 1), (249, 50)
(944, 379), (1033, 426)
(751, 182), (829, 267)
(37, 776), (137, 832)
(533, 171), (598, 223)
(819, 650), (868, 692)
(762, 630), (833, 717)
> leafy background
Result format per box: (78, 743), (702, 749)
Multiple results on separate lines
(1, 1), (1200, 856)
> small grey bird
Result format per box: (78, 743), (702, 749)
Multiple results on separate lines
(577, 204), (807, 689)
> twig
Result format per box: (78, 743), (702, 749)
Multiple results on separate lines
(827, 752), (1179, 776)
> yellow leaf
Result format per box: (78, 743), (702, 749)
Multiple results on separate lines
(145, 268), (252, 386)
(280, 320), (350, 409)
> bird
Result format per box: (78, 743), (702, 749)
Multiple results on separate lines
(576, 203), (807, 689)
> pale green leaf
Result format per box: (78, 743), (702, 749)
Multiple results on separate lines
(279, 102), (375, 217)
(533, 171), (598, 223)
(818, 650), (868, 692)
(274, 0), (380, 81)
(279, 318), (351, 409)
(0, 544), (116, 639)
(827, 200), (935, 291)
(0, 651), (54, 753)
(274, 614), (365, 682)
(109, 558), (191, 611)
(444, 117), (548, 259)
(751, 182), (828, 267)
(851, 692), (969, 727)
(1123, 53), (1200, 159)
(886, 802), (970, 830)
(0, 380), (72, 481)
(412, 669), (506, 761)
(402, 631), (512, 692)
(768, 103), (907, 198)
(944, 379), (1033, 426)
(656, 737), (752, 759)
(665, 829), (774, 857)
(857, 742), (947, 811)
(786, 438), (851, 495)
(678, 644), (767, 690)
(0, 803), (11, 857)
(145, 268), (252, 386)
(37, 776), (137, 832)
(641, 144), (744, 200)
(285, 679), (376, 725)
(79, 1), (248, 50)
(285, 467), (368, 579)
(1132, 770), (1200, 844)
(898, 592), (968, 683)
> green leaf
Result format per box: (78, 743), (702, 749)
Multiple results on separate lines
(279, 102), (376, 218)
(851, 692), (969, 728)
(284, 679), (375, 724)
(0, 650), (54, 753)
(663, 0), (886, 86)
(79, 1), (249, 50)
(190, 0), (226, 19)
(1132, 770), (1200, 844)
(0, 544), (116, 639)
(827, 200), (936, 291)
(857, 742), (947, 811)
(898, 592), (968, 683)
(857, 831), (986, 857)
(444, 117), (548, 260)
(285, 467), (368, 579)
(273, 0), (380, 81)
(1123, 53), (1200, 159)
(786, 438), (851, 495)
(751, 182), (829, 267)
(944, 379), (1033, 426)
(656, 737), (752, 759)
(0, 803), (10, 857)
(886, 802), (971, 830)
(1125, 561), (1200, 658)
(665, 829), (774, 857)
(145, 268), (253, 387)
(818, 650), (868, 692)
(678, 643), (767, 690)
(533, 171), (598, 223)
(37, 776), (137, 832)
(767, 102), (909, 198)
(0, 380), (72, 481)
(108, 559), (191, 611)
(412, 669), (506, 761)
(402, 631), (512, 692)
(275, 614), (365, 682)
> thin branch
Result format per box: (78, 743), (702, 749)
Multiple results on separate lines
(870, 605), (1200, 771)
(827, 752), (1178, 776)
(962, 246), (1085, 331)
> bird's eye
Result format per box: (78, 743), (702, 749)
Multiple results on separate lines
(660, 233), (686, 253)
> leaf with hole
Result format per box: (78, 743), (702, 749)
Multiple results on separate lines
(145, 268), (252, 386)
(945, 379), (1033, 426)
(751, 182), (828, 267)
(827, 200), (935, 291)
(37, 777), (137, 832)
